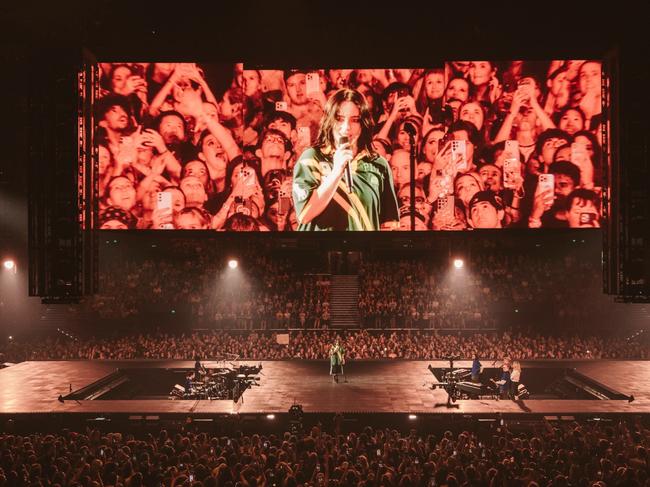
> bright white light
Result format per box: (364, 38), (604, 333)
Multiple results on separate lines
(228, 259), (238, 269)
(3, 260), (15, 270)
(408, 414), (417, 420)
(266, 414), (275, 420)
(453, 258), (464, 269)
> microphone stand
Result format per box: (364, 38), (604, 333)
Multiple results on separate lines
(405, 126), (418, 230)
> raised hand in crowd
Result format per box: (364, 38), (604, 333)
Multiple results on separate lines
(528, 186), (554, 228)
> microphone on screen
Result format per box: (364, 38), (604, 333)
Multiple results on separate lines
(337, 135), (353, 193)
(403, 121), (418, 137)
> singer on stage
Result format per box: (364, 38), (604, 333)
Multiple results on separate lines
(292, 89), (399, 231)
(329, 339), (345, 383)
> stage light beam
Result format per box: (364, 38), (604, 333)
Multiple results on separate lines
(453, 258), (464, 269)
(3, 259), (15, 271)
(228, 259), (238, 269)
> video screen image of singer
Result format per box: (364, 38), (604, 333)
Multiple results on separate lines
(91, 61), (606, 231)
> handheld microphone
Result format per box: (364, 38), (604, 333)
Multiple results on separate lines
(337, 135), (353, 193)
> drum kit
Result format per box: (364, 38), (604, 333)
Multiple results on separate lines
(187, 369), (232, 400)
(170, 363), (263, 401)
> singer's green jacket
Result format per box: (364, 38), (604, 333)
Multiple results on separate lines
(292, 147), (399, 231)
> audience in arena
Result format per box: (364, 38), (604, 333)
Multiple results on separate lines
(76, 238), (625, 334)
(0, 418), (648, 487)
(2, 329), (647, 362)
(358, 250), (611, 331)
(4, 237), (644, 362)
(85, 241), (330, 329)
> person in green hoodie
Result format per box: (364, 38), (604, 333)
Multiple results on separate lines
(329, 338), (346, 383)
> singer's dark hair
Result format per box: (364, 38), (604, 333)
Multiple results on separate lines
(315, 88), (377, 157)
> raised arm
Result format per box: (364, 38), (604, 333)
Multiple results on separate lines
(376, 95), (411, 142)
(529, 87), (556, 131)
(491, 90), (526, 144)
(148, 65), (182, 117)
(182, 87), (242, 164)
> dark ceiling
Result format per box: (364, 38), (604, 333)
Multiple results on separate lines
(0, 1), (642, 61)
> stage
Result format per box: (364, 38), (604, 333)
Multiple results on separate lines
(1, 360), (648, 418)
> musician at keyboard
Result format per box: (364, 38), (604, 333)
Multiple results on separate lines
(471, 353), (482, 383)
(490, 363), (512, 399)
(194, 355), (207, 380)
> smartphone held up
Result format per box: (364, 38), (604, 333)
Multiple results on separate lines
(156, 191), (174, 230)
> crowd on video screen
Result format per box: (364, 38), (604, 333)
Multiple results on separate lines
(94, 60), (605, 231)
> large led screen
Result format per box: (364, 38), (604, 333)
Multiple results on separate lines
(92, 61), (605, 231)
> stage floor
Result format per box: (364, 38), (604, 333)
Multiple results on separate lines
(1, 360), (649, 417)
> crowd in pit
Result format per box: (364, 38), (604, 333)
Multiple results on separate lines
(0, 418), (648, 487)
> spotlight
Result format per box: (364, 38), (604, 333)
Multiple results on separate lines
(228, 259), (238, 269)
(453, 258), (464, 269)
(266, 414), (275, 420)
(3, 260), (15, 271)
(408, 414), (417, 420)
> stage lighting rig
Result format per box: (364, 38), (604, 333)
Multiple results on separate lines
(288, 402), (304, 434)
